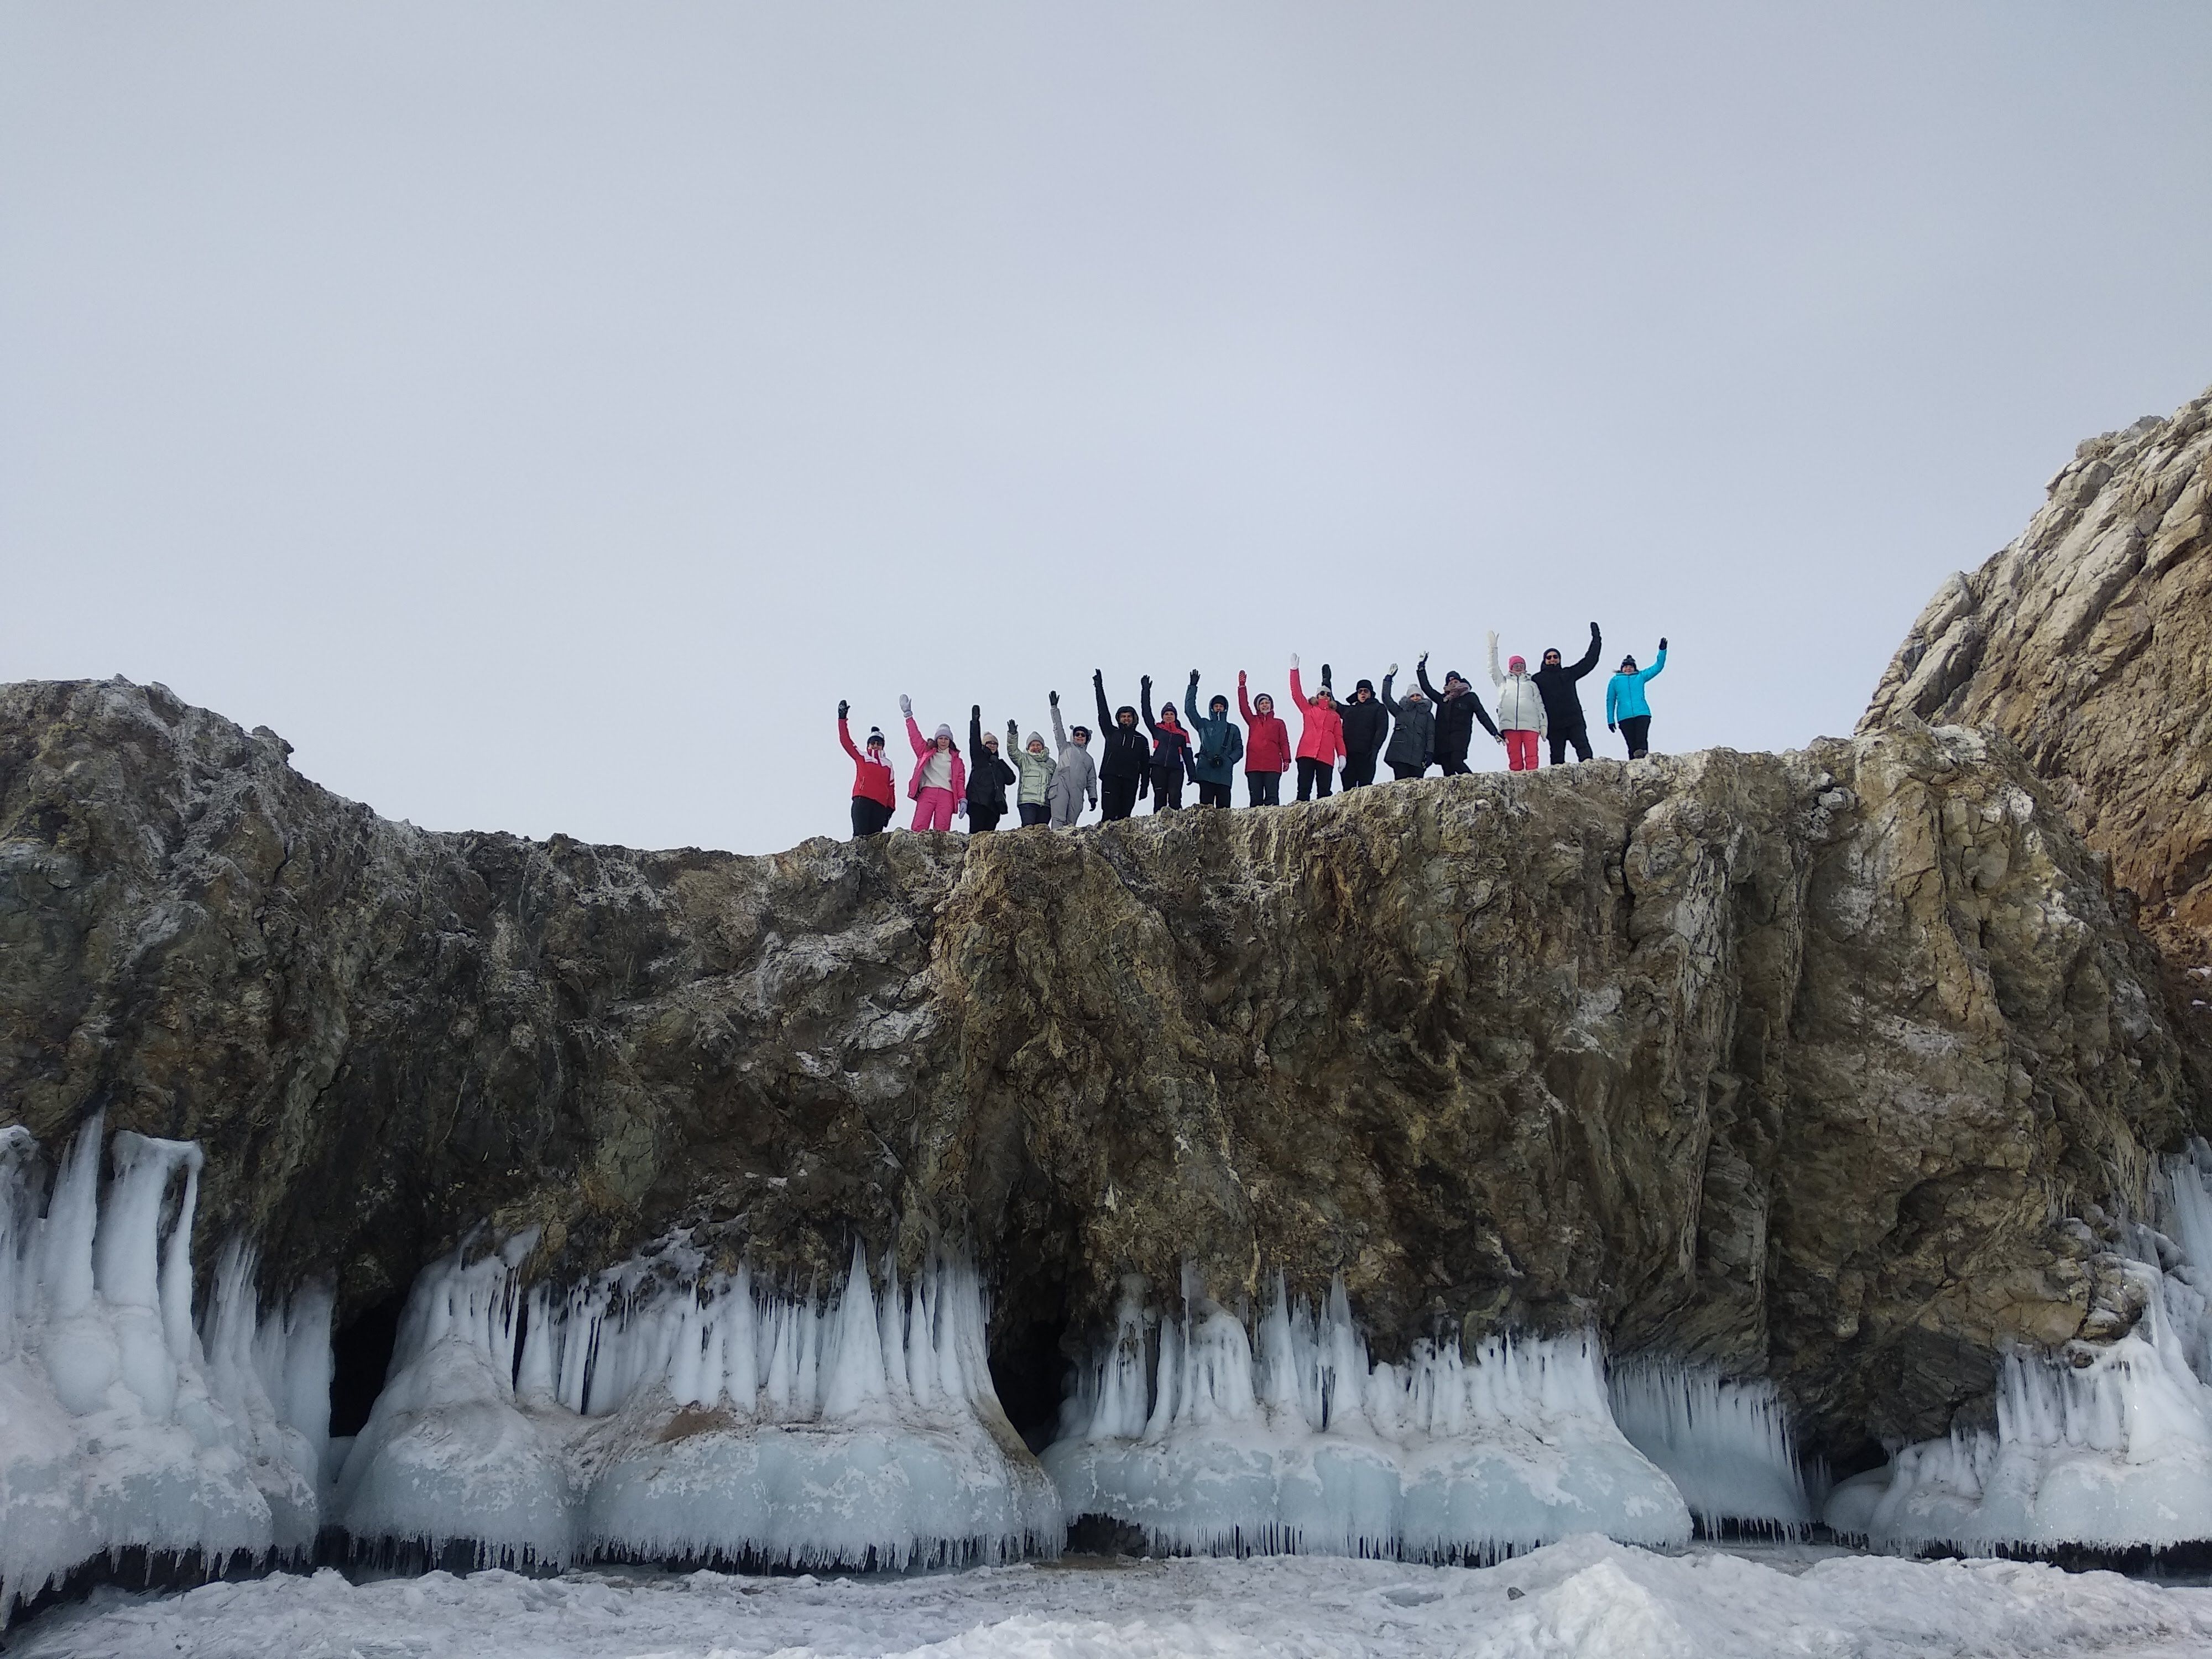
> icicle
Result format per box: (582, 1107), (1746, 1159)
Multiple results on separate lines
(40, 1114), (102, 1319)
(879, 1250), (909, 1401)
(821, 1240), (889, 1419)
(722, 1264), (758, 1413)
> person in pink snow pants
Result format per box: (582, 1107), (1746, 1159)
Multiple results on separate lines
(899, 693), (967, 832)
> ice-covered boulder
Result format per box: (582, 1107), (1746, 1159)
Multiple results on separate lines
(0, 1120), (328, 1615)
(1044, 1275), (1691, 1561)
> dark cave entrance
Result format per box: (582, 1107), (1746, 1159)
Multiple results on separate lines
(990, 1307), (1073, 1454)
(328, 1291), (406, 1437)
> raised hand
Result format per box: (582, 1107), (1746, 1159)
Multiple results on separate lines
(1290, 653), (1301, 670)
(1141, 674), (1152, 690)
(1322, 662), (1333, 684)
(1659, 636), (1669, 651)
(1589, 621), (1600, 637)
(899, 693), (912, 717)
(838, 699), (849, 719)
(971, 703), (980, 720)
(1386, 662), (1398, 676)
(1418, 650), (1429, 665)
(1050, 688), (1060, 706)
(1188, 669), (1199, 683)
(1238, 669), (1248, 686)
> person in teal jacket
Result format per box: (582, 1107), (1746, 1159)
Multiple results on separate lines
(1183, 672), (1245, 808)
(1606, 638), (1668, 759)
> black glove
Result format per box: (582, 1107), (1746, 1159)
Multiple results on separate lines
(1188, 669), (1199, 682)
(1658, 637), (1668, 651)
(1050, 689), (1060, 706)
(1322, 662), (1333, 684)
(972, 704), (980, 719)
(837, 699), (849, 719)
(1589, 622), (1599, 637)
(1141, 674), (1152, 690)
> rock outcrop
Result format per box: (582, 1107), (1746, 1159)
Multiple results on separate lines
(1, 676), (2198, 1469)
(1864, 383), (2212, 1001)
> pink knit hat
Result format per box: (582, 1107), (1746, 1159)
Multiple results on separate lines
(1508, 654), (1526, 673)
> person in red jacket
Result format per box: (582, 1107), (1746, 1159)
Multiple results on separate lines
(899, 694), (967, 833)
(1287, 656), (1345, 801)
(1236, 671), (1293, 806)
(837, 701), (896, 837)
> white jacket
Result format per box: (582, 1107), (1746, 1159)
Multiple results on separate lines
(1488, 635), (1548, 734)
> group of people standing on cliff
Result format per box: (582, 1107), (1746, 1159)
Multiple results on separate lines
(834, 625), (1668, 837)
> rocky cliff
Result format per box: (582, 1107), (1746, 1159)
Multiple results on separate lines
(1864, 383), (2211, 1004)
(1, 676), (2198, 1471)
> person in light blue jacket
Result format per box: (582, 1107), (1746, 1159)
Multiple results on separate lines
(1605, 638), (1668, 759)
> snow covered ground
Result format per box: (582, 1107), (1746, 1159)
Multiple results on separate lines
(15, 1536), (2212, 1659)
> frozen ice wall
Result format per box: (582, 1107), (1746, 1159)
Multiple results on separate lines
(1044, 1272), (1691, 1561)
(1608, 1360), (1813, 1535)
(333, 1234), (1062, 1571)
(1828, 1142), (2212, 1552)
(0, 1119), (330, 1615)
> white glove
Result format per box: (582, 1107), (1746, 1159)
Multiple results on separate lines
(1486, 630), (1498, 646)
(1386, 662), (1398, 676)
(1290, 652), (1301, 670)
(1418, 650), (1428, 664)
(899, 693), (913, 717)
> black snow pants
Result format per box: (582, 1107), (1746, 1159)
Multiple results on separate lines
(1547, 726), (1594, 765)
(1197, 781), (1232, 808)
(1296, 757), (1334, 801)
(1339, 752), (1378, 789)
(1619, 717), (1652, 759)
(968, 805), (1005, 832)
(1018, 803), (1050, 827)
(1247, 771), (1282, 806)
(851, 797), (893, 837)
(1389, 761), (1426, 780)
(1101, 775), (1142, 820)
(1150, 766), (1184, 811)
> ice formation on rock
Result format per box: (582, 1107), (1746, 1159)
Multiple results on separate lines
(1044, 1272), (1690, 1561)
(333, 1234), (1060, 1571)
(0, 1119), (329, 1615)
(1828, 1143), (2212, 1552)
(1608, 1361), (1813, 1535)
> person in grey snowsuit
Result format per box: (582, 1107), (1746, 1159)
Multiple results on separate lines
(1047, 691), (1098, 828)
(1182, 671), (1245, 808)
(1008, 718), (1056, 827)
(1379, 665), (1434, 779)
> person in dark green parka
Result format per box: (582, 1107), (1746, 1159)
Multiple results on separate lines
(1183, 672), (1245, 808)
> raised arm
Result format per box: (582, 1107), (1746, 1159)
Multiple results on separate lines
(1093, 670), (1112, 733)
(838, 706), (863, 764)
(969, 705), (985, 764)
(1140, 675), (1161, 738)
(1643, 640), (1668, 683)
(1183, 672), (1202, 729)
(1288, 664), (1307, 710)
(1571, 623), (1603, 679)
(1416, 653), (1441, 703)
(1380, 664), (1400, 716)
(1237, 672), (1257, 724)
(1051, 694), (1068, 753)
(1486, 631), (1504, 687)
(905, 713), (928, 758)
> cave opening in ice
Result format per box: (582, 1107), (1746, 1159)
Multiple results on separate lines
(1826, 1141), (2212, 1554)
(1043, 1270), (1692, 1562)
(0, 1118), (330, 1619)
(1607, 1359), (1814, 1537)
(329, 1231), (1065, 1574)
(327, 1290), (405, 1438)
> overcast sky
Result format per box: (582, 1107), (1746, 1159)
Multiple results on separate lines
(4, 4), (2209, 854)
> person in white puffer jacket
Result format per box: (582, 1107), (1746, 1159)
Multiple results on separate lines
(1487, 631), (1547, 774)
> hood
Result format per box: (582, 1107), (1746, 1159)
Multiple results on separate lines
(1117, 706), (1139, 724)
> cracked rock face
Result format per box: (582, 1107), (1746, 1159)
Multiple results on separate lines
(1864, 382), (2212, 1009)
(0, 678), (2199, 1462)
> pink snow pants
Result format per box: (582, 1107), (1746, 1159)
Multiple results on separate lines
(911, 787), (956, 832)
(1504, 730), (1540, 772)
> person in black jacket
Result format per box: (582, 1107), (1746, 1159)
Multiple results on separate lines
(1531, 624), (1603, 765)
(1379, 666), (1433, 779)
(1416, 651), (1501, 775)
(966, 705), (1017, 832)
(1337, 677), (1390, 789)
(1139, 676), (1194, 812)
(1094, 670), (1151, 821)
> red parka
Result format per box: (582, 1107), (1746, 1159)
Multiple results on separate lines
(1237, 681), (1292, 775)
(1288, 667), (1345, 765)
(839, 718), (896, 808)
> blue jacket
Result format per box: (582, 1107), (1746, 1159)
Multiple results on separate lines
(1606, 647), (1667, 724)
(1183, 680), (1245, 786)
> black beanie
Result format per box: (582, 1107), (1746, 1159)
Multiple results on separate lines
(1355, 678), (1374, 693)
